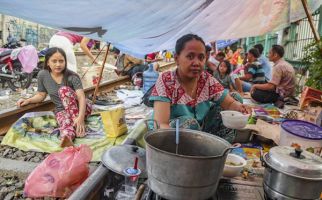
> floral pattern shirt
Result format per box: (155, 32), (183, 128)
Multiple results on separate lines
(150, 70), (228, 124)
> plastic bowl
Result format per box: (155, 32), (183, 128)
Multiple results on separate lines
(220, 110), (249, 129)
(223, 154), (247, 177)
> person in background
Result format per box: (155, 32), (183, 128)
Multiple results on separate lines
(230, 47), (243, 70)
(49, 31), (98, 73)
(16, 47), (92, 147)
(225, 46), (233, 62)
(213, 60), (243, 99)
(150, 34), (250, 143)
(238, 48), (265, 92)
(146, 52), (163, 63)
(112, 48), (147, 78)
(205, 45), (217, 74)
(208, 52), (226, 73)
(251, 45), (296, 104)
(165, 50), (172, 62)
(254, 44), (272, 81)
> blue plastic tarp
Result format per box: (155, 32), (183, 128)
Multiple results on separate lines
(0, 0), (321, 58)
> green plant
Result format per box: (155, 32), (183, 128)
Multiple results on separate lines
(301, 41), (322, 90)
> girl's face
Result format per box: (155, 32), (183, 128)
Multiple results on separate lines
(175, 39), (206, 79)
(48, 52), (66, 74)
(219, 62), (228, 74)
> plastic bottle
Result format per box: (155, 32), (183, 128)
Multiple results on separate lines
(142, 63), (159, 94)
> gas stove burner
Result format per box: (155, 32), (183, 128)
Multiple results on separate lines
(142, 179), (265, 200)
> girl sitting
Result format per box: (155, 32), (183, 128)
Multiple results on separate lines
(17, 47), (92, 147)
(213, 60), (243, 99)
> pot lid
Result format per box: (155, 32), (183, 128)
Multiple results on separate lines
(101, 145), (147, 178)
(281, 120), (322, 140)
(264, 146), (322, 180)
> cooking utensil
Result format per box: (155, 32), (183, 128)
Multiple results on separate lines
(262, 146), (322, 199)
(144, 128), (238, 200)
(101, 144), (147, 178)
(175, 119), (179, 154)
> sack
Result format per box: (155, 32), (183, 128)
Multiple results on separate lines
(24, 145), (92, 198)
(141, 84), (155, 107)
(100, 106), (128, 137)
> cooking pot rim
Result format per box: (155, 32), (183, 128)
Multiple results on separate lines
(263, 153), (322, 181)
(144, 128), (232, 159)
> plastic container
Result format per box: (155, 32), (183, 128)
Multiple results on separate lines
(123, 167), (141, 196)
(142, 63), (159, 94)
(223, 153), (247, 177)
(220, 110), (249, 129)
(280, 120), (322, 153)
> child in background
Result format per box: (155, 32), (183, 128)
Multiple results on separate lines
(17, 47), (92, 147)
(165, 50), (172, 62)
(213, 60), (243, 97)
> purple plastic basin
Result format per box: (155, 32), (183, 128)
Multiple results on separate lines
(281, 120), (322, 140)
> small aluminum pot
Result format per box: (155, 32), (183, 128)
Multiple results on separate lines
(262, 146), (322, 200)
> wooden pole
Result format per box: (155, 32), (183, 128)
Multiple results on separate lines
(81, 44), (107, 79)
(301, 0), (320, 42)
(92, 43), (111, 104)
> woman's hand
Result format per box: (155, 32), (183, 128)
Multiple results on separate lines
(73, 116), (86, 137)
(16, 99), (30, 107)
(230, 101), (251, 115)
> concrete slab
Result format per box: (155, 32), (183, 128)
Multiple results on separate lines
(0, 157), (38, 179)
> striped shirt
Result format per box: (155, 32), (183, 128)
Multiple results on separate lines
(247, 61), (266, 84)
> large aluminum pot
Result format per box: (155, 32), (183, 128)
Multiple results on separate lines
(144, 128), (235, 200)
(262, 146), (322, 200)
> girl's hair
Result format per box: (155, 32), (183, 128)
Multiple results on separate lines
(217, 60), (231, 75)
(44, 47), (78, 86)
(175, 34), (205, 55)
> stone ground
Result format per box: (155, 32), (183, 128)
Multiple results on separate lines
(0, 174), (27, 200)
(0, 144), (48, 163)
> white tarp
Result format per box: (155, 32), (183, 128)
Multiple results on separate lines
(0, 0), (321, 58)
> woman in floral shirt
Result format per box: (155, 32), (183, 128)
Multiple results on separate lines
(150, 34), (250, 143)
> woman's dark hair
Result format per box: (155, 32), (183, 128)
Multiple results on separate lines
(271, 45), (284, 58)
(175, 34), (205, 55)
(248, 48), (260, 59)
(217, 60), (231, 75)
(44, 47), (78, 86)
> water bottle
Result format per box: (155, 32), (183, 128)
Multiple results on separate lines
(143, 63), (159, 94)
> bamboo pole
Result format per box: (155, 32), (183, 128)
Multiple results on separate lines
(81, 44), (107, 79)
(301, 0), (320, 42)
(92, 43), (111, 104)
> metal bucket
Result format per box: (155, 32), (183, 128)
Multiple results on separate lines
(144, 128), (234, 200)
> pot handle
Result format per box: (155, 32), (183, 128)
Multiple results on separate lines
(144, 119), (160, 132)
(260, 149), (267, 167)
(221, 143), (241, 157)
(260, 150), (272, 172)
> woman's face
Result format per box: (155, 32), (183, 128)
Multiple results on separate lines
(48, 52), (66, 74)
(218, 62), (228, 74)
(175, 39), (206, 79)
